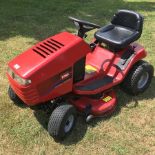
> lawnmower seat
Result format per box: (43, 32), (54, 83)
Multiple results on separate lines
(95, 10), (143, 49)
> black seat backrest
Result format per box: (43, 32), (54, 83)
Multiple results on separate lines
(111, 10), (143, 33)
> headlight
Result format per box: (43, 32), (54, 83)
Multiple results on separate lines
(7, 67), (31, 85)
(13, 73), (31, 85)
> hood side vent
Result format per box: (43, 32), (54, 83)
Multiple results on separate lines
(50, 38), (64, 47)
(47, 40), (60, 50)
(40, 44), (54, 54)
(33, 38), (64, 58)
(36, 47), (50, 55)
(43, 42), (57, 51)
(33, 49), (46, 58)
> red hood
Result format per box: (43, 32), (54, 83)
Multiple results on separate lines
(8, 48), (44, 78)
(8, 32), (81, 79)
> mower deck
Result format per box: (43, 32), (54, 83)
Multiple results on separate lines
(70, 90), (117, 116)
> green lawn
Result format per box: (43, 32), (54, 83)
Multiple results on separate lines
(0, 0), (155, 154)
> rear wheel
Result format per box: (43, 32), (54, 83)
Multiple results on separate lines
(121, 60), (154, 95)
(48, 104), (77, 141)
(8, 86), (25, 107)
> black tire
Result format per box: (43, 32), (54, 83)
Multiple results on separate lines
(48, 104), (77, 141)
(121, 60), (154, 95)
(8, 86), (25, 107)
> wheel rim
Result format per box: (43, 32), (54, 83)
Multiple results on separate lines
(64, 115), (74, 133)
(137, 72), (149, 89)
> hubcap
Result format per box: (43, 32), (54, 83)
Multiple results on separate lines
(137, 72), (149, 89)
(64, 115), (74, 133)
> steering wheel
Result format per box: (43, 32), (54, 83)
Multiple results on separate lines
(69, 16), (101, 38)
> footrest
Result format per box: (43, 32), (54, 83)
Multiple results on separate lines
(75, 75), (113, 91)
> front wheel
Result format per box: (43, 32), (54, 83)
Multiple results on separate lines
(121, 60), (154, 95)
(8, 86), (25, 107)
(48, 104), (77, 141)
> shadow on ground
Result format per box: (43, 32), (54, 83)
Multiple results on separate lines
(0, 0), (155, 41)
(34, 76), (155, 145)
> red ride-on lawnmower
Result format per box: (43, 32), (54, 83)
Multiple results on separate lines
(7, 10), (154, 141)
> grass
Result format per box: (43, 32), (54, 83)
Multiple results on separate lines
(0, 0), (155, 154)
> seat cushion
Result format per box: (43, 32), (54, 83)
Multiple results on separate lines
(95, 24), (140, 49)
(111, 10), (143, 33)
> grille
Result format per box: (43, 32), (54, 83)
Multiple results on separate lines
(33, 38), (64, 58)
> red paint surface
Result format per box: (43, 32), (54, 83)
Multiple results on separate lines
(7, 30), (146, 109)
(73, 42), (147, 95)
(70, 90), (117, 116)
